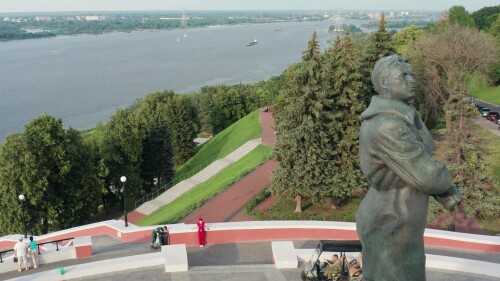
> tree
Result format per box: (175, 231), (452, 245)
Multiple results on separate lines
(272, 31), (326, 212)
(166, 96), (197, 166)
(489, 16), (500, 85)
(360, 14), (397, 106)
(0, 133), (35, 235)
(448, 6), (475, 27)
(135, 91), (175, 192)
(211, 87), (251, 134)
(409, 25), (499, 221)
(392, 25), (424, 47)
(0, 115), (102, 235)
(471, 5), (500, 30)
(409, 25), (497, 130)
(320, 33), (367, 207)
(101, 109), (145, 200)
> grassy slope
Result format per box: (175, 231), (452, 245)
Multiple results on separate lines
(137, 145), (272, 225)
(470, 86), (500, 106)
(175, 110), (261, 177)
(475, 124), (500, 234)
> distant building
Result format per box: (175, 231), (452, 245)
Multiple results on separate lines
(84, 15), (106, 21)
(76, 15), (106, 21)
(35, 16), (52, 21)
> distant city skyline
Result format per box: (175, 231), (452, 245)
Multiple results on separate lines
(1, 0), (498, 13)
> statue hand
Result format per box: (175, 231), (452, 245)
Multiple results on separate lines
(434, 185), (461, 211)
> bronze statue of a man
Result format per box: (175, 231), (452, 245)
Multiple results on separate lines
(356, 55), (461, 281)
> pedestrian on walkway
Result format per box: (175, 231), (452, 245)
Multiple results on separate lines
(196, 218), (208, 247)
(13, 237), (29, 272)
(29, 236), (38, 268)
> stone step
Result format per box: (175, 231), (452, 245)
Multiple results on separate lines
(137, 202), (159, 215)
(225, 139), (261, 162)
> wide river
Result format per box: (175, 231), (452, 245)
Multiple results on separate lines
(0, 20), (363, 142)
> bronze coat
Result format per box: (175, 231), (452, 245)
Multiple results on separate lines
(356, 96), (452, 281)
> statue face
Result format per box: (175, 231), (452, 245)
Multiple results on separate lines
(384, 63), (416, 101)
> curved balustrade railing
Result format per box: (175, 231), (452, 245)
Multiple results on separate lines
(0, 237), (74, 263)
(135, 154), (222, 208)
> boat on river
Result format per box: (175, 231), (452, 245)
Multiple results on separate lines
(246, 39), (258, 46)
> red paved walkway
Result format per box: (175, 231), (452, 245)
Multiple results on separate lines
(182, 160), (279, 223)
(126, 211), (146, 224)
(261, 107), (276, 146)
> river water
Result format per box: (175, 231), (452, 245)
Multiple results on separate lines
(0, 20), (360, 142)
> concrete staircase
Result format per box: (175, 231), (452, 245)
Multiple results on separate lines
(136, 139), (261, 215)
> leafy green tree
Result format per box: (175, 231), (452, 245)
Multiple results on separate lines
(135, 91), (175, 192)
(0, 115), (102, 235)
(211, 87), (250, 134)
(191, 88), (215, 134)
(272, 31), (327, 212)
(320, 33), (367, 207)
(448, 6), (475, 27)
(490, 14), (500, 39)
(140, 122), (174, 192)
(166, 96), (197, 166)
(471, 5), (499, 30)
(57, 128), (103, 228)
(392, 25), (424, 47)
(0, 133), (35, 235)
(488, 16), (500, 85)
(360, 14), (397, 106)
(101, 109), (145, 199)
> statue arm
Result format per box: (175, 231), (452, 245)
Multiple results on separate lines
(372, 118), (452, 195)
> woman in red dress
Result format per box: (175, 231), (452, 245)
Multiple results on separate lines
(197, 218), (207, 247)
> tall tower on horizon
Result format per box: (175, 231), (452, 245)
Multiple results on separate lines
(181, 9), (188, 28)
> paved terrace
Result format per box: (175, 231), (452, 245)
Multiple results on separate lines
(1, 220), (499, 280)
(1, 236), (499, 281)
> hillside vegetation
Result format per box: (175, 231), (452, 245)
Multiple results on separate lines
(137, 145), (272, 225)
(175, 109), (261, 177)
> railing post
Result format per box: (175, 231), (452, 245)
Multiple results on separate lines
(56, 242), (59, 251)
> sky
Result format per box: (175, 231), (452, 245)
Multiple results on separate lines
(0, 0), (498, 13)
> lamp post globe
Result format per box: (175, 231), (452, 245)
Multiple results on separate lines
(18, 194), (27, 238)
(120, 176), (128, 227)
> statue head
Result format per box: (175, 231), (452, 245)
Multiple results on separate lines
(371, 55), (416, 101)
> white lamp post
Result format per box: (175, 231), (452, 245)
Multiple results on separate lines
(18, 194), (27, 238)
(120, 176), (128, 227)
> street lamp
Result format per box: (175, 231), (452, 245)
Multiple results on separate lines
(18, 194), (27, 238)
(120, 176), (128, 227)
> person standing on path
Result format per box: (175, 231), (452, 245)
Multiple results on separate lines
(13, 237), (29, 272)
(196, 218), (208, 247)
(28, 236), (38, 268)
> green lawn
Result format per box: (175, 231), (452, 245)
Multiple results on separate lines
(470, 86), (500, 106)
(174, 110), (262, 178)
(136, 144), (272, 226)
(476, 125), (500, 185)
(247, 195), (362, 222)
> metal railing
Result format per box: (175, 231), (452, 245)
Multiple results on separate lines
(0, 249), (13, 263)
(38, 237), (74, 253)
(135, 153), (223, 208)
(0, 237), (74, 263)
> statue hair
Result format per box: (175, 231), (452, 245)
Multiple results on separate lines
(371, 55), (408, 96)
